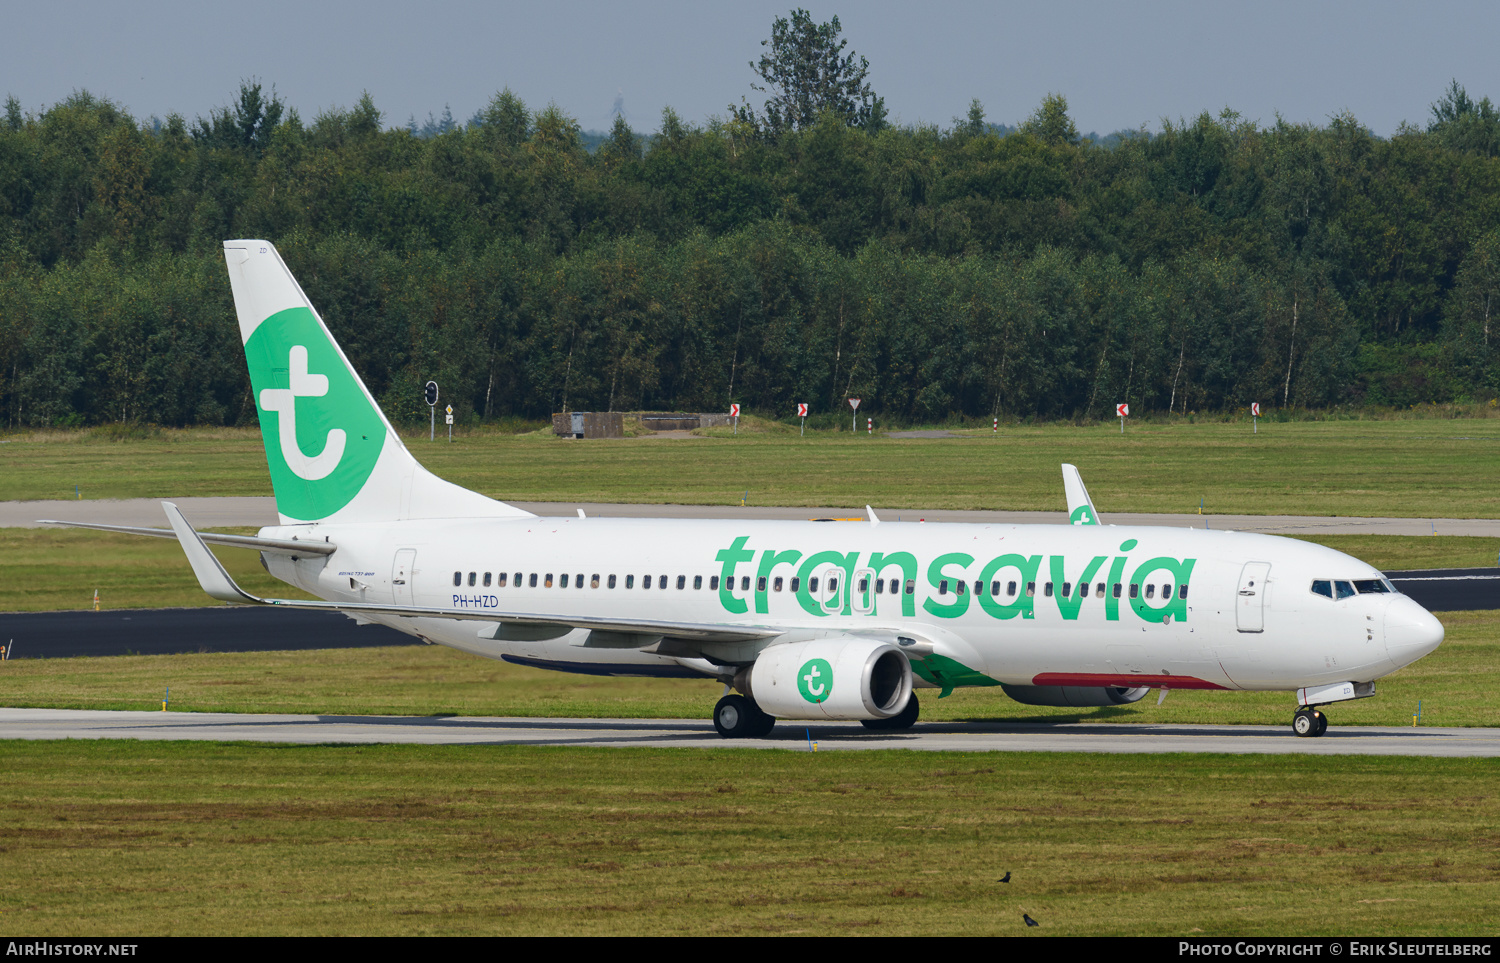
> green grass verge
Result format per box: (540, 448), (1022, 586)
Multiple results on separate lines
(7, 419), (1500, 516)
(0, 528), (319, 612)
(1, 609), (1493, 727)
(0, 741), (1495, 936)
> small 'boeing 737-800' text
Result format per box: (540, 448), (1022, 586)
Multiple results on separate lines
(48, 241), (1446, 738)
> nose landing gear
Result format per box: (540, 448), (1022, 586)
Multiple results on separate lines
(1292, 706), (1328, 737)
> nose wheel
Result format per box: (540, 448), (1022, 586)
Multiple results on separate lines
(713, 694), (776, 738)
(1292, 706), (1327, 737)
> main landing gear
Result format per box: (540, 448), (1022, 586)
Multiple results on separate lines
(1292, 706), (1328, 738)
(861, 692), (920, 731)
(713, 694), (776, 738)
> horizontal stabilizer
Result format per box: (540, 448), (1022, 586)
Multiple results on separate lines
(39, 519), (337, 557)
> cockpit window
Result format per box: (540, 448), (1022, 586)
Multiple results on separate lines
(1334, 580), (1356, 600)
(1311, 579), (1333, 599)
(1353, 579), (1390, 595)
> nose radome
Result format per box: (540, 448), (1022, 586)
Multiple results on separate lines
(1385, 598), (1445, 670)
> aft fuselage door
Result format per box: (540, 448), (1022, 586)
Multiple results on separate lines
(1235, 561), (1271, 633)
(392, 549), (417, 606)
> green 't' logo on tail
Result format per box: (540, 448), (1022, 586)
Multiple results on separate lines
(245, 307), (385, 520)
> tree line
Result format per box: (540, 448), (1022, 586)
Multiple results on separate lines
(2, 69), (1500, 427)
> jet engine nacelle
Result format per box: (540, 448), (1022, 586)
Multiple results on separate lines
(1000, 683), (1150, 707)
(748, 638), (913, 720)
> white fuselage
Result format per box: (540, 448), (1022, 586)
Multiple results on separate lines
(259, 515), (1444, 693)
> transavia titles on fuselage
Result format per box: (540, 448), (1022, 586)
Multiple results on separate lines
(44, 240), (1445, 739)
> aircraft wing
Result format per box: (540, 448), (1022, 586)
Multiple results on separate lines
(161, 502), (780, 645)
(37, 519), (337, 557)
(1061, 464), (1101, 525)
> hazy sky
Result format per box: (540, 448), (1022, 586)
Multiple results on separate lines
(6, 1), (1498, 137)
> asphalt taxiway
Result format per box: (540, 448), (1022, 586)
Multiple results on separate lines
(3, 708), (1494, 756)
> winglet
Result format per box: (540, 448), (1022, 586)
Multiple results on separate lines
(1061, 464), (1101, 525)
(162, 502), (264, 604)
(866, 505), (881, 526)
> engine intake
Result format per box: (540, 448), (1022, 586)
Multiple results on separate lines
(747, 638), (913, 720)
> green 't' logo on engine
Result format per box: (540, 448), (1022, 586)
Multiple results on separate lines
(244, 307), (384, 520)
(798, 658), (833, 704)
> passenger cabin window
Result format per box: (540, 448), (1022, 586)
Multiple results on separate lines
(990, 581), (1001, 597)
(810, 578), (819, 593)
(560, 573), (569, 588)
(513, 572), (522, 587)
(1061, 582), (1072, 598)
(608, 574), (616, 589)
(773, 577), (783, 592)
(1112, 583), (1122, 598)
(1144, 584), (1154, 599)
(790, 577), (800, 592)
(498, 573), (508, 587)
(757, 576), (767, 592)
(643, 575), (652, 589)
(1044, 582), (1054, 597)
(575, 573), (583, 589)
(483, 572), (492, 587)
(710, 576), (719, 590)
(453, 572), (462, 587)
(529, 573), (538, 588)
(741, 576), (751, 591)
(693, 575), (702, 590)
(1096, 582), (1106, 597)
(1179, 584), (1188, 600)
(939, 580), (949, 595)
(591, 574), (600, 588)
(955, 581), (965, 596)
(545, 574), (554, 588)
(905, 579), (916, 595)
(625, 575), (634, 589)
(1026, 581), (1036, 598)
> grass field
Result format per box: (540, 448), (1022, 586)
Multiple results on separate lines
(1, 741), (1495, 936)
(0, 608), (1493, 727)
(6, 418), (1500, 516)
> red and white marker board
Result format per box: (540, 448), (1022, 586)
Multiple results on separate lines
(729, 404), (740, 417)
(1116, 403), (1129, 417)
(797, 403), (808, 417)
(1251, 403), (1260, 416)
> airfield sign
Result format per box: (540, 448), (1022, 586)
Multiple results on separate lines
(425, 381), (439, 440)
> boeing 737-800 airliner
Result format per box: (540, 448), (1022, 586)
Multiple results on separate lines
(48, 240), (1446, 738)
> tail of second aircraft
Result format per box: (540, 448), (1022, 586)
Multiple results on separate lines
(223, 240), (532, 525)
